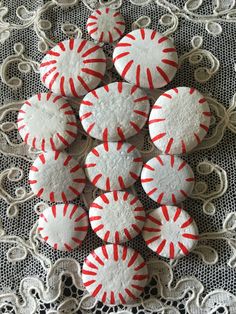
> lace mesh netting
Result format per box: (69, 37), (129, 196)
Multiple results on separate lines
(0, 0), (236, 313)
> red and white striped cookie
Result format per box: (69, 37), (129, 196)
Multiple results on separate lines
(85, 142), (143, 191)
(89, 191), (146, 243)
(40, 38), (106, 97)
(149, 87), (211, 154)
(29, 151), (86, 202)
(38, 204), (88, 251)
(79, 82), (150, 141)
(141, 155), (195, 205)
(87, 8), (125, 43)
(143, 205), (199, 259)
(82, 244), (148, 304)
(17, 93), (77, 151)
(113, 29), (178, 89)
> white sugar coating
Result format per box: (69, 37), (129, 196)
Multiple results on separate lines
(141, 155), (195, 205)
(149, 87), (211, 154)
(40, 38), (106, 97)
(82, 244), (148, 304)
(29, 151), (86, 202)
(89, 191), (146, 243)
(143, 205), (199, 259)
(80, 82), (150, 141)
(38, 204), (88, 251)
(17, 93), (77, 152)
(113, 29), (178, 89)
(85, 142), (143, 191)
(87, 8), (125, 43)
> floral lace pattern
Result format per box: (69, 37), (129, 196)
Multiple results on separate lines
(0, 1), (236, 313)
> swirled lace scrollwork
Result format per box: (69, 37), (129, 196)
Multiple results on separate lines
(0, 99), (37, 161)
(0, 43), (40, 89)
(192, 245), (219, 265)
(131, 16), (152, 30)
(147, 258), (236, 313)
(192, 92), (236, 151)
(0, 253), (236, 313)
(0, 167), (34, 218)
(159, 12), (179, 37)
(0, 248), (86, 313)
(154, 0), (236, 36)
(200, 213), (236, 268)
(190, 161), (228, 215)
(52, 0), (79, 8)
(0, 1), (82, 54)
(179, 36), (220, 83)
(0, 219), (51, 271)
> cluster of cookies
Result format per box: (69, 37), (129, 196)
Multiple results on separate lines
(17, 8), (211, 305)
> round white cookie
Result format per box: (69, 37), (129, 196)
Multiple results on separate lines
(40, 38), (106, 97)
(85, 142), (143, 190)
(38, 204), (88, 251)
(89, 191), (146, 243)
(80, 82), (150, 141)
(17, 93), (77, 151)
(141, 155), (195, 205)
(149, 87), (211, 154)
(82, 244), (148, 304)
(29, 151), (86, 202)
(143, 205), (199, 259)
(113, 29), (178, 89)
(87, 8), (125, 43)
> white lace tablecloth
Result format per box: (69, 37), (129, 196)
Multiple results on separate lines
(0, 0), (236, 313)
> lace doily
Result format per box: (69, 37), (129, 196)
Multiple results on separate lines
(0, 0), (236, 313)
